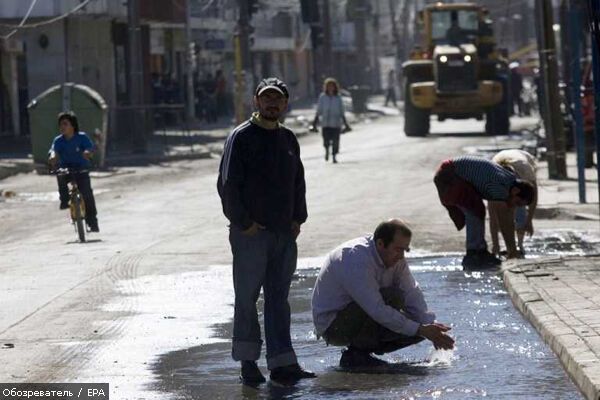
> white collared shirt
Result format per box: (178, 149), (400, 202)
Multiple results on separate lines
(311, 236), (435, 337)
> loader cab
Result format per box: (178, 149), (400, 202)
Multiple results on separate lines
(430, 9), (479, 46)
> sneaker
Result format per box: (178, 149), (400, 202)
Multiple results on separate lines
(240, 361), (266, 385)
(332, 155), (338, 164)
(462, 250), (501, 269)
(339, 347), (388, 369)
(59, 202), (69, 210)
(270, 363), (316, 384)
(87, 221), (100, 233)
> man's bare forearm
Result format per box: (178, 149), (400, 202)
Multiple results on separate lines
(497, 205), (517, 255)
(488, 202), (500, 250)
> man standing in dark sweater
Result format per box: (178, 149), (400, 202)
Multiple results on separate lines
(217, 77), (315, 385)
(434, 156), (534, 269)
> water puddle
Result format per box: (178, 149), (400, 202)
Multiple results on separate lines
(77, 230), (600, 399)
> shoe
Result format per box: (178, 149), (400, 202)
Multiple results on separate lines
(462, 249), (501, 269)
(270, 363), (316, 384)
(87, 221), (100, 233)
(332, 155), (337, 164)
(478, 249), (501, 265)
(60, 202), (69, 210)
(339, 347), (388, 369)
(240, 361), (266, 385)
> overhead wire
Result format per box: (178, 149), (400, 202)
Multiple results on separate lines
(0, 0), (93, 32)
(1, 0), (39, 40)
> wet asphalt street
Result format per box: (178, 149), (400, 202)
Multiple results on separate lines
(1, 115), (598, 398)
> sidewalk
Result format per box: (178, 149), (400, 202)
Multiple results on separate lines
(502, 256), (600, 400)
(0, 97), (400, 175)
(536, 152), (600, 220)
(502, 152), (600, 399)
(0, 136), (35, 180)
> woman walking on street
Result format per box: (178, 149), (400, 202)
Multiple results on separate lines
(311, 78), (351, 163)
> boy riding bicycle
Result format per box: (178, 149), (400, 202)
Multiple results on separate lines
(48, 111), (100, 232)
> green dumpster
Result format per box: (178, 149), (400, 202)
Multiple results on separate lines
(348, 85), (371, 114)
(27, 83), (108, 168)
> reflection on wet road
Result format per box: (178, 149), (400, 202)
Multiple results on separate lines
(149, 230), (598, 399)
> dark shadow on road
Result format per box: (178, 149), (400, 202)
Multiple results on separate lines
(425, 130), (523, 138)
(331, 362), (429, 375)
(65, 239), (103, 245)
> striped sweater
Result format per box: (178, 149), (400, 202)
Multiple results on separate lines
(452, 156), (516, 201)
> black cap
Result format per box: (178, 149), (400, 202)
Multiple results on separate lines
(255, 77), (289, 99)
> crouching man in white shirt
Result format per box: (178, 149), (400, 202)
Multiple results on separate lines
(311, 219), (455, 369)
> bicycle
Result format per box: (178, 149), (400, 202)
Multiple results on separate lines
(51, 168), (88, 243)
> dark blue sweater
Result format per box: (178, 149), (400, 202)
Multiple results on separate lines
(217, 120), (307, 233)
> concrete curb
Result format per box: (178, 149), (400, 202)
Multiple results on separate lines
(0, 106), (386, 180)
(105, 148), (213, 167)
(502, 258), (600, 400)
(0, 161), (34, 181)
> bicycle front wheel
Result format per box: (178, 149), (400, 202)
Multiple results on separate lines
(73, 195), (86, 243)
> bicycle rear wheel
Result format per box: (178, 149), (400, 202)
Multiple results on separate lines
(73, 195), (86, 242)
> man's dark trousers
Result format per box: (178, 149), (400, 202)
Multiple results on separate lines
(323, 287), (424, 354)
(229, 226), (299, 370)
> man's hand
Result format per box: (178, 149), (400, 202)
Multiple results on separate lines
(48, 152), (57, 168)
(524, 219), (534, 236)
(291, 221), (301, 239)
(242, 222), (265, 236)
(417, 323), (455, 350)
(82, 150), (93, 160)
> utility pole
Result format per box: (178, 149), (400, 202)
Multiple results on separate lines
(535, 0), (567, 179)
(185, 0), (196, 123)
(63, 17), (70, 83)
(586, 0), (600, 220)
(237, 0), (252, 71)
(322, 0), (333, 78)
(389, 0), (402, 93)
(400, 0), (410, 60)
(234, 0), (252, 124)
(400, 0), (411, 99)
(567, 0), (585, 202)
(372, 0), (381, 90)
(127, 0), (146, 153)
(353, 0), (369, 86)
(233, 34), (245, 124)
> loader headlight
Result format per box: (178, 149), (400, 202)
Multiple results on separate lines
(464, 55), (472, 62)
(439, 55), (448, 63)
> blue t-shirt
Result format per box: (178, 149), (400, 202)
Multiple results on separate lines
(49, 132), (94, 168)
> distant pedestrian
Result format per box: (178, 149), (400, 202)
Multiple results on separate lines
(433, 156), (534, 268)
(217, 77), (316, 386)
(215, 69), (227, 117)
(310, 77), (351, 163)
(151, 73), (164, 104)
(384, 69), (397, 107)
(312, 219), (455, 369)
(489, 149), (537, 256)
(202, 72), (217, 123)
(510, 64), (524, 116)
(48, 111), (99, 232)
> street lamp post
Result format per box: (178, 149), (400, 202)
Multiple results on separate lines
(586, 0), (600, 219)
